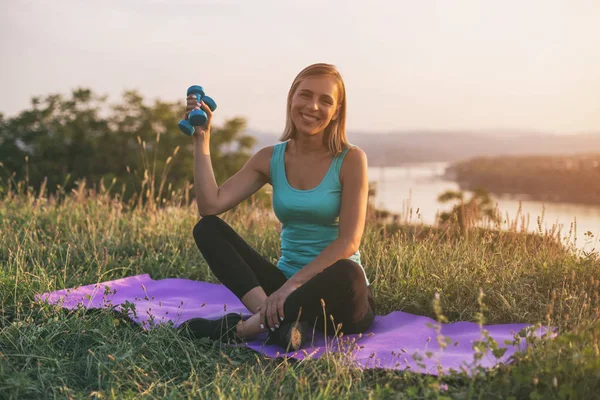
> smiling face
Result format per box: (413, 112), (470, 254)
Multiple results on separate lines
(289, 75), (341, 137)
(280, 63), (349, 155)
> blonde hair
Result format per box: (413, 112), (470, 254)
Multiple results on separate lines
(278, 63), (350, 155)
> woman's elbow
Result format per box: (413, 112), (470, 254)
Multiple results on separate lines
(343, 239), (360, 255)
(197, 204), (218, 217)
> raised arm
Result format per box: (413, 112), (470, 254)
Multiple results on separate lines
(194, 142), (271, 216)
(187, 96), (271, 216)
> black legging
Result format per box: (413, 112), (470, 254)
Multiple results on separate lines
(193, 215), (375, 334)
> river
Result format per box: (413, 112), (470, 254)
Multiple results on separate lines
(367, 163), (600, 253)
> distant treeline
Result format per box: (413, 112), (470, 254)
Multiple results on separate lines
(446, 154), (600, 205)
(0, 88), (256, 203)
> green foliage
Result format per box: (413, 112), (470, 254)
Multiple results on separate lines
(0, 88), (256, 203)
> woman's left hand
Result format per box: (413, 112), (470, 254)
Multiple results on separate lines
(257, 283), (299, 331)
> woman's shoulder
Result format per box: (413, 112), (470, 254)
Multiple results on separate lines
(249, 143), (286, 179)
(256, 140), (289, 159)
(253, 142), (284, 161)
(252, 145), (275, 165)
(340, 145), (368, 183)
(342, 144), (367, 163)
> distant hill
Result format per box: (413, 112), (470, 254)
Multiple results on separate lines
(245, 129), (600, 166)
(447, 153), (600, 205)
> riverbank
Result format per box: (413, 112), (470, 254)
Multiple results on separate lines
(368, 164), (600, 253)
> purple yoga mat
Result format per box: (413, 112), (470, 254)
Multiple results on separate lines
(36, 274), (544, 375)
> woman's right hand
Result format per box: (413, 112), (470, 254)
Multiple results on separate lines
(184, 94), (213, 136)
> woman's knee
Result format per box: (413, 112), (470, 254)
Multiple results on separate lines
(328, 259), (366, 286)
(192, 215), (221, 247)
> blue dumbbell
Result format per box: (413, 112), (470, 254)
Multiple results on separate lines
(178, 85), (218, 136)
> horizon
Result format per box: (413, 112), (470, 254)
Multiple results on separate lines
(248, 128), (600, 137)
(1, 0), (599, 135)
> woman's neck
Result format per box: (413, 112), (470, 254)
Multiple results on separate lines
(289, 134), (329, 157)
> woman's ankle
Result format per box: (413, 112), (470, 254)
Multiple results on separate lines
(236, 317), (263, 340)
(241, 286), (269, 314)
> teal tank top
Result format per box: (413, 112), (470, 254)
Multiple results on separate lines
(270, 140), (369, 286)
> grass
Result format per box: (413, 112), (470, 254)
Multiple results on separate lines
(1, 179), (600, 399)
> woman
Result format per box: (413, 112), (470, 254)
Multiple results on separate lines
(179, 63), (375, 351)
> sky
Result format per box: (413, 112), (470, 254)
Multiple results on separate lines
(1, 0), (599, 135)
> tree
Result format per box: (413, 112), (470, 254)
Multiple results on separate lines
(437, 187), (500, 234)
(0, 88), (256, 206)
